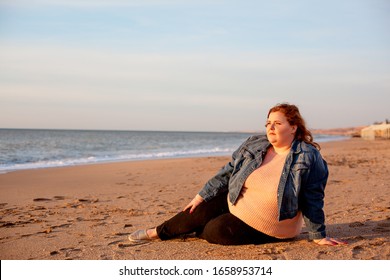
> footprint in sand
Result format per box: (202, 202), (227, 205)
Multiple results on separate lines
(373, 222), (390, 233)
(352, 245), (365, 259)
(49, 247), (82, 259)
(118, 242), (150, 248)
(51, 223), (72, 229)
(108, 240), (123, 246)
(258, 247), (287, 260)
(377, 221), (390, 227)
(368, 239), (386, 247)
(78, 198), (99, 203)
(349, 222), (366, 228)
(33, 198), (52, 202)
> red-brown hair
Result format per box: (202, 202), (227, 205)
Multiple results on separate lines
(268, 103), (320, 150)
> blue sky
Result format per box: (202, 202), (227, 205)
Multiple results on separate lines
(0, 0), (389, 131)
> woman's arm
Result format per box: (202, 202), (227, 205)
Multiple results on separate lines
(183, 194), (204, 213)
(300, 151), (328, 240)
(198, 159), (235, 202)
(301, 152), (347, 246)
(197, 136), (251, 202)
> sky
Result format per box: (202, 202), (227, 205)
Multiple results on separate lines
(0, 0), (389, 132)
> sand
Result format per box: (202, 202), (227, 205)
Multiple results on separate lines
(0, 138), (389, 260)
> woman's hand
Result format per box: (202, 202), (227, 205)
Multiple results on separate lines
(313, 237), (348, 246)
(183, 194), (204, 214)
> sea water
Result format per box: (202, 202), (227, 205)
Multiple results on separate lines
(0, 129), (348, 173)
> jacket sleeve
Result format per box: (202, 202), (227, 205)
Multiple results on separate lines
(198, 137), (249, 202)
(300, 151), (329, 240)
(198, 160), (233, 202)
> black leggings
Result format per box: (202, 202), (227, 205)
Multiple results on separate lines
(156, 193), (281, 245)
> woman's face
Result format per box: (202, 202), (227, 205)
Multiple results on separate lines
(266, 111), (297, 148)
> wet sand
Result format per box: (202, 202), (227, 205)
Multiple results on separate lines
(0, 138), (389, 260)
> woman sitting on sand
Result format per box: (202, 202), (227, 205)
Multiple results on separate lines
(129, 103), (347, 246)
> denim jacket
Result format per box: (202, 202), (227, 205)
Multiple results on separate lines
(198, 134), (328, 240)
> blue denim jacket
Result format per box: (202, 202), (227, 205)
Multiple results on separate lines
(198, 134), (328, 240)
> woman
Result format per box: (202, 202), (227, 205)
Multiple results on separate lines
(129, 103), (347, 246)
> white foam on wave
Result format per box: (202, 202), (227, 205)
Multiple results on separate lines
(0, 133), (350, 174)
(315, 135), (350, 142)
(0, 147), (234, 173)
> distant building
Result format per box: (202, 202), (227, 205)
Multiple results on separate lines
(361, 122), (390, 140)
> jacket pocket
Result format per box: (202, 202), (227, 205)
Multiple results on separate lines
(292, 162), (309, 171)
(289, 162), (308, 194)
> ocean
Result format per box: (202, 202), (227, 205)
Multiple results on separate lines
(0, 129), (349, 173)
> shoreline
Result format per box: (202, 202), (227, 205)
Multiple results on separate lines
(0, 153), (231, 175)
(0, 135), (351, 175)
(0, 138), (389, 260)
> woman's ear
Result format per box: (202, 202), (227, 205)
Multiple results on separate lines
(292, 125), (298, 135)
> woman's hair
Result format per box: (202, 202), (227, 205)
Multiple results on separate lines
(268, 103), (321, 150)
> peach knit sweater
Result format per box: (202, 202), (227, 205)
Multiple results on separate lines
(229, 147), (303, 239)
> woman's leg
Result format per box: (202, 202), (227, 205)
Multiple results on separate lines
(156, 192), (229, 240)
(199, 213), (281, 245)
(156, 192), (281, 245)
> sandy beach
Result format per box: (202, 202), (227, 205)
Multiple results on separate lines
(0, 138), (389, 260)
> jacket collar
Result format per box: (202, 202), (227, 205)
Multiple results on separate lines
(291, 139), (302, 154)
